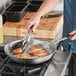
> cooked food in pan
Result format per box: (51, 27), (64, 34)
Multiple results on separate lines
(13, 48), (22, 53)
(29, 46), (48, 57)
(29, 46), (43, 53)
(33, 50), (48, 57)
(13, 52), (30, 58)
(13, 46), (48, 58)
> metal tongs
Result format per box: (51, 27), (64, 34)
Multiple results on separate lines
(13, 26), (33, 55)
(22, 26), (33, 53)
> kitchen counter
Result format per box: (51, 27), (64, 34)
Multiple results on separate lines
(2, 35), (72, 76)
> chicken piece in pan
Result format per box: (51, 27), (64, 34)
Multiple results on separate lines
(33, 50), (48, 57)
(29, 46), (48, 57)
(29, 46), (43, 53)
(13, 48), (22, 53)
(13, 52), (30, 58)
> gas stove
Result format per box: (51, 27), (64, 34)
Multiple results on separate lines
(0, 45), (52, 76)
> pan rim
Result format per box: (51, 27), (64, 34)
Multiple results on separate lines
(4, 39), (55, 60)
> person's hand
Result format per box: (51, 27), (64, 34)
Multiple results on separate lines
(69, 30), (76, 40)
(27, 14), (41, 31)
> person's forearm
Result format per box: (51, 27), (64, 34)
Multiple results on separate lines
(36, 0), (60, 17)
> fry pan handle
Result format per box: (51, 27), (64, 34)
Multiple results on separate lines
(67, 35), (73, 39)
(54, 35), (73, 45)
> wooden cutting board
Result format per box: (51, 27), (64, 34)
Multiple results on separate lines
(3, 12), (63, 39)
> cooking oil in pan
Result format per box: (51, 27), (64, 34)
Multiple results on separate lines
(0, 15), (3, 44)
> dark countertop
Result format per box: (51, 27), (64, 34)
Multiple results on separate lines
(2, 35), (72, 76)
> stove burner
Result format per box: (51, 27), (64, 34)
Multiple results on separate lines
(0, 45), (52, 76)
(0, 45), (8, 69)
(0, 64), (15, 76)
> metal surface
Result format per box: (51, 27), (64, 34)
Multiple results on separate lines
(0, 42), (72, 76)
(4, 35), (72, 64)
(4, 38), (55, 64)
(44, 51), (72, 76)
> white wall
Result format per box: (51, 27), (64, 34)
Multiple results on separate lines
(52, 0), (64, 12)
